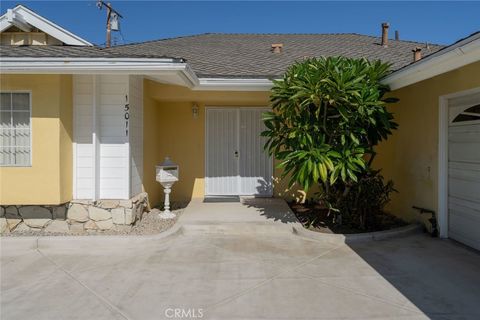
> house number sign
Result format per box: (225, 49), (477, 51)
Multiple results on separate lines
(125, 95), (130, 136)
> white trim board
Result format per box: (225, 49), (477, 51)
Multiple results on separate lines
(196, 78), (273, 91)
(383, 33), (480, 90)
(0, 5), (92, 46)
(73, 75), (134, 200)
(0, 57), (275, 91)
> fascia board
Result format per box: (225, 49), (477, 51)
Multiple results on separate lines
(383, 37), (480, 90)
(194, 78), (274, 91)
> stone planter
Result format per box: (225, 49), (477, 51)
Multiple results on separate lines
(0, 192), (149, 235)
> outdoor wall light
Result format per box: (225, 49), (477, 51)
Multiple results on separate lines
(192, 103), (199, 119)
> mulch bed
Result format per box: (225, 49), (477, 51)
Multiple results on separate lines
(289, 202), (407, 234)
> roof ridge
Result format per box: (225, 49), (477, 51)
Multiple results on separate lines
(346, 32), (445, 47)
(108, 32), (445, 48)
(107, 33), (216, 48)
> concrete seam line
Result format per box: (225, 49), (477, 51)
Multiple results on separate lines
(35, 248), (132, 320)
(205, 244), (345, 310)
(300, 274), (424, 314)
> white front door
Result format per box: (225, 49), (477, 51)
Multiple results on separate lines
(205, 107), (273, 196)
(447, 93), (480, 250)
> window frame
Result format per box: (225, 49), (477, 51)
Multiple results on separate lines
(449, 102), (480, 127)
(0, 90), (32, 167)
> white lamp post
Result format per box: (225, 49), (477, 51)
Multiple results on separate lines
(156, 157), (179, 219)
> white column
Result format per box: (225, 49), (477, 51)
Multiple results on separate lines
(92, 75), (100, 201)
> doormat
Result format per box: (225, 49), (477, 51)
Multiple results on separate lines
(203, 196), (240, 203)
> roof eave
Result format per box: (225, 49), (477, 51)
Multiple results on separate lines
(194, 78), (273, 91)
(383, 33), (480, 90)
(0, 56), (278, 91)
(0, 57), (199, 88)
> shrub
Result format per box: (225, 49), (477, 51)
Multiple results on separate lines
(262, 56), (398, 227)
(319, 169), (396, 229)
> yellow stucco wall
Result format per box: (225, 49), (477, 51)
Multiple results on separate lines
(145, 62), (480, 217)
(3, 61), (475, 214)
(143, 81), (319, 206)
(375, 61), (480, 222)
(0, 74), (73, 205)
(143, 80), (277, 206)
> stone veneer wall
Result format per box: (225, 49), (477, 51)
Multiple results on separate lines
(0, 193), (148, 234)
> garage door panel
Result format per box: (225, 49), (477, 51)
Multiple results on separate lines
(449, 196), (479, 212)
(448, 167), (480, 203)
(448, 182), (480, 203)
(449, 143), (480, 163)
(447, 98), (480, 250)
(449, 161), (480, 171)
(449, 164), (480, 181)
(449, 198), (480, 220)
(449, 214), (480, 238)
(449, 200), (480, 250)
(449, 124), (480, 135)
(448, 231), (480, 251)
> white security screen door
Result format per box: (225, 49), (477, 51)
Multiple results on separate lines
(205, 107), (273, 196)
(206, 108), (239, 195)
(239, 108), (273, 195)
(447, 93), (480, 250)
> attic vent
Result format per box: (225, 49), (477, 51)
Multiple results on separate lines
(271, 43), (283, 53)
(381, 22), (389, 47)
(412, 47), (422, 62)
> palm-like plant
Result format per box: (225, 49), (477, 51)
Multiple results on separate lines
(263, 56), (398, 220)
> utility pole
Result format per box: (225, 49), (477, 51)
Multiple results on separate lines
(96, 1), (123, 48)
(106, 3), (111, 48)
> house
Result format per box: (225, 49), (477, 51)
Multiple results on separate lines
(0, 5), (479, 250)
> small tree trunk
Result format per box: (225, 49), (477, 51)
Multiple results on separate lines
(333, 184), (351, 226)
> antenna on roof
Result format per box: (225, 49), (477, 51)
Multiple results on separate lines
(96, 1), (123, 48)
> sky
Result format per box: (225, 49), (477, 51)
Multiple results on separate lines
(1, 1), (479, 47)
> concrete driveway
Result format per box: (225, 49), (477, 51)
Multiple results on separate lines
(2, 197), (480, 320)
(2, 229), (480, 320)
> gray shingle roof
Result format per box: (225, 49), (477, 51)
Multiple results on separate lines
(105, 33), (444, 78)
(1, 33), (444, 78)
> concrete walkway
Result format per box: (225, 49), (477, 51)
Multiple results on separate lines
(2, 201), (480, 319)
(178, 197), (304, 235)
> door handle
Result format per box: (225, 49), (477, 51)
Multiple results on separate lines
(234, 151), (239, 158)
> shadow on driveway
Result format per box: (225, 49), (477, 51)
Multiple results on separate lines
(241, 197), (299, 224)
(347, 235), (480, 319)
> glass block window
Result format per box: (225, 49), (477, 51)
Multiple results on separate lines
(0, 92), (31, 166)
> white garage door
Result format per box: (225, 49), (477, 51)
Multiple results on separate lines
(448, 96), (480, 250)
(205, 107), (273, 196)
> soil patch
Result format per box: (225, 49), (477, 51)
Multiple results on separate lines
(289, 202), (407, 234)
